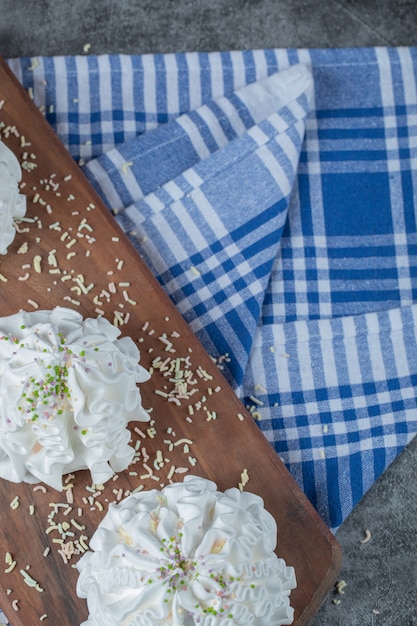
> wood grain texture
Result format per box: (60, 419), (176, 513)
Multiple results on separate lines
(0, 57), (341, 626)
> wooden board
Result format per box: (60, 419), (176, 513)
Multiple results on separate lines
(0, 57), (341, 626)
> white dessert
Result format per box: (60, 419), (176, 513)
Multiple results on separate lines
(0, 138), (26, 254)
(76, 475), (297, 626)
(0, 307), (150, 490)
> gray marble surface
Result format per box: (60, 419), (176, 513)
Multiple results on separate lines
(1, 1), (417, 624)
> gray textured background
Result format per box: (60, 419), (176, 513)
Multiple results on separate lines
(1, 1), (417, 624)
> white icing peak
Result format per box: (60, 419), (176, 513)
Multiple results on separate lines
(76, 476), (297, 626)
(0, 139), (26, 254)
(0, 307), (150, 490)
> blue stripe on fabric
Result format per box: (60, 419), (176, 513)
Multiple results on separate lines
(205, 100), (242, 141)
(16, 57), (35, 91)
(131, 54), (146, 129)
(263, 49), (280, 74)
(396, 126), (413, 139)
(387, 47), (405, 102)
(294, 173), (314, 236)
(176, 53), (191, 114)
(266, 105), (298, 132)
(86, 54), (100, 100)
(308, 149), (388, 162)
(89, 111), (102, 123)
(325, 457), (343, 528)
(327, 268), (399, 280)
(226, 92), (256, 129)
(317, 127), (386, 140)
(301, 460), (317, 510)
(372, 447), (387, 485)
(242, 49), (257, 84)
(188, 109), (223, 152)
(65, 56), (80, 115)
(197, 52), (213, 103)
(109, 56), (124, 134)
(220, 50), (235, 95)
(43, 56), (58, 129)
(309, 46), (379, 67)
(324, 245), (398, 259)
(226, 305), (259, 348)
(201, 319), (245, 384)
(347, 452), (363, 509)
(401, 169), (417, 232)
(288, 49), (303, 66)
(330, 289), (402, 303)
(316, 107), (385, 119)
(229, 198), (288, 246)
(155, 54), (168, 118)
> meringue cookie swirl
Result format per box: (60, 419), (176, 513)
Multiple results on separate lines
(76, 475), (297, 626)
(0, 307), (150, 490)
(0, 139), (26, 255)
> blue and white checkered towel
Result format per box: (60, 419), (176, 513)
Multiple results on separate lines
(7, 47), (417, 533)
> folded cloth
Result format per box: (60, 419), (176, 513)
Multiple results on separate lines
(7, 47), (417, 533)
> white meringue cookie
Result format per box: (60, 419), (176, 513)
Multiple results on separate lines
(0, 307), (150, 490)
(76, 475), (297, 626)
(0, 139), (26, 254)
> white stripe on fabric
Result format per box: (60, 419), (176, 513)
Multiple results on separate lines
(248, 126), (270, 147)
(252, 49), (269, 81)
(274, 48), (291, 70)
(176, 115), (212, 159)
(268, 113), (294, 134)
(341, 316), (364, 386)
(164, 181), (185, 202)
(182, 169), (204, 190)
(388, 308), (412, 379)
(214, 95), (248, 135)
(143, 192), (166, 214)
(53, 56), (70, 137)
(164, 54), (180, 116)
(115, 155), (145, 204)
(209, 51), (226, 100)
(256, 144), (292, 196)
(185, 52), (203, 109)
(399, 47), (417, 107)
(31, 57), (46, 106)
(97, 55), (112, 118)
(86, 158), (125, 209)
(120, 55), (136, 134)
(6, 57), (23, 83)
(188, 186), (230, 236)
(319, 321), (340, 391)
(295, 321), (320, 415)
(279, 121), (306, 165)
(124, 204), (147, 226)
(148, 212), (190, 271)
(74, 55), (91, 116)
(197, 105), (230, 148)
(141, 54), (157, 115)
(164, 207), (221, 264)
(230, 50), (248, 91)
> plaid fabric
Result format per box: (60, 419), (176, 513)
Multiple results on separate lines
(7, 47), (417, 533)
